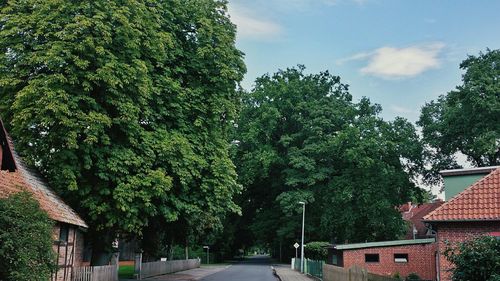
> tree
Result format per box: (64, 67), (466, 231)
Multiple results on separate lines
(232, 66), (424, 256)
(304, 241), (329, 261)
(444, 236), (500, 281)
(0, 192), (56, 281)
(0, 0), (245, 264)
(418, 49), (500, 184)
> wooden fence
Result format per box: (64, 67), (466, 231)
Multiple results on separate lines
(72, 264), (118, 281)
(323, 264), (398, 281)
(140, 258), (200, 279)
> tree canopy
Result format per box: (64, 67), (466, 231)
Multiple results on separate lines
(231, 66), (424, 255)
(418, 49), (500, 184)
(0, 0), (245, 263)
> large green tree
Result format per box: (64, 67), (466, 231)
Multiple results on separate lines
(232, 67), (424, 255)
(0, 0), (245, 264)
(418, 49), (500, 184)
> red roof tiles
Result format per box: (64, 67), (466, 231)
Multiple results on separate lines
(401, 201), (444, 238)
(423, 168), (500, 222)
(0, 120), (87, 228)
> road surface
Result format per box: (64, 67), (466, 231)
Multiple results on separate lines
(200, 255), (278, 281)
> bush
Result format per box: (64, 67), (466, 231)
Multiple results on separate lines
(444, 236), (500, 281)
(304, 241), (329, 261)
(406, 272), (420, 280)
(0, 192), (56, 281)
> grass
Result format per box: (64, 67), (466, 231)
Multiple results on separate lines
(118, 265), (134, 279)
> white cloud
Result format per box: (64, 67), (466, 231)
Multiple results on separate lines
(340, 43), (445, 79)
(391, 105), (415, 114)
(228, 4), (283, 40)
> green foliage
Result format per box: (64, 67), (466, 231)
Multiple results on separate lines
(304, 241), (329, 261)
(444, 236), (500, 281)
(0, 0), (245, 260)
(405, 272), (420, 280)
(392, 272), (403, 280)
(418, 49), (500, 184)
(0, 192), (56, 281)
(233, 66), (424, 254)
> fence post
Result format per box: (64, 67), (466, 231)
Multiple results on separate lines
(134, 251), (143, 280)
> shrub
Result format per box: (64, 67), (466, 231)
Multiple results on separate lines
(444, 236), (500, 281)
(392, 272), (403, 280)
(304, 241), (329, 261)
(0, 192), (56, 281)
(406, 272), (420, 280)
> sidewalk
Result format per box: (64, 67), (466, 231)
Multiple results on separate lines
(121, 265), (229, 281)
(273, 266), (316, 281)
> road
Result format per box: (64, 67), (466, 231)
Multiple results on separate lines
(200, 255), (278, 281)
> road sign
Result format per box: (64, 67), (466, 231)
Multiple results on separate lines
(293, 243), (300, 249)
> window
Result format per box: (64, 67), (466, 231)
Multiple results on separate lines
(59, 224), (69, 243)
(394, 253), (408, 263)
(365, 254), (379, 263)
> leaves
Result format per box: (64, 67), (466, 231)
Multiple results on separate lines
(0, 192), (56, 281)
(418, 49), (500, 184)
(0, 0), (245, 259)
(233, 66), (424, 251)
(444, 236), (500, 281)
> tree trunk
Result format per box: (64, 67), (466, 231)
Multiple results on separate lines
(90, 231), (114, 266)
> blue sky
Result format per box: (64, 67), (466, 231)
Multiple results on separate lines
(229, 0), (500, 122)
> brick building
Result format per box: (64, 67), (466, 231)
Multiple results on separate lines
(423, 167), (500, 281)
(0, 119), (88, 281)
(327, 239), (437, 280)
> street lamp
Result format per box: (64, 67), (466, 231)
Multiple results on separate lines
(298, 201), (306, 273)
(203, 246), (209, 264)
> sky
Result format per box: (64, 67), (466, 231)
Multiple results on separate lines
(228, 0), (500, 123)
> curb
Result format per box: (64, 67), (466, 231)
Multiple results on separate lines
(271, 266), (282, 281)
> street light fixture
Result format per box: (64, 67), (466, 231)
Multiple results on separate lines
(203, 246), (210, 264)
(298, 201), (305, 273)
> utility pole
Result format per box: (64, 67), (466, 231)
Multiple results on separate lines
(299, 201), (306, 273)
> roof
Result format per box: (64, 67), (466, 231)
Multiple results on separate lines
(0, 120), (87, 228)
(328, 238), (435, 250)
(440, 166), (500, 177)
(424, 168), (500, 222)
(401, 201), (444, 239)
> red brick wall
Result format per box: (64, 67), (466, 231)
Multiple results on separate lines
(342, 243), (437, 280)
(435, 221), (500, 281)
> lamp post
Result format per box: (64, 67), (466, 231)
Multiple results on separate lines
(299, 201), (306, 273)
(203, 246), (209, 264)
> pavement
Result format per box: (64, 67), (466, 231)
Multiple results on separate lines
(142, 265), (229, 280)
(273, 266), (316, 281)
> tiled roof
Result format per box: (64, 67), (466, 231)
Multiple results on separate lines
(401, 201), (444, 238)
(0, 121), (87, 228)
(423, 168), (500, 222)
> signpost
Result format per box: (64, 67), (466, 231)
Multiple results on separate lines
(293, 242), (299, 259)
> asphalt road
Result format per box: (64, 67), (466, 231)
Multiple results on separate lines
(200, 255), (278, 281)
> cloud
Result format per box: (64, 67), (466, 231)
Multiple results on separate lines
(339, 43), (445, 79)
(391, 105), (415, 114)
(228, 4), (283, 40)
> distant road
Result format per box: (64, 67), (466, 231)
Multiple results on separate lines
(200, 255), (278, 281)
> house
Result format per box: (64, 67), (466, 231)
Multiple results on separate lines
(326, 239), (437, 280)
(0, 119), (88, 281)
(400, 200), (444, 239)
(423, 167), (500, 281)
